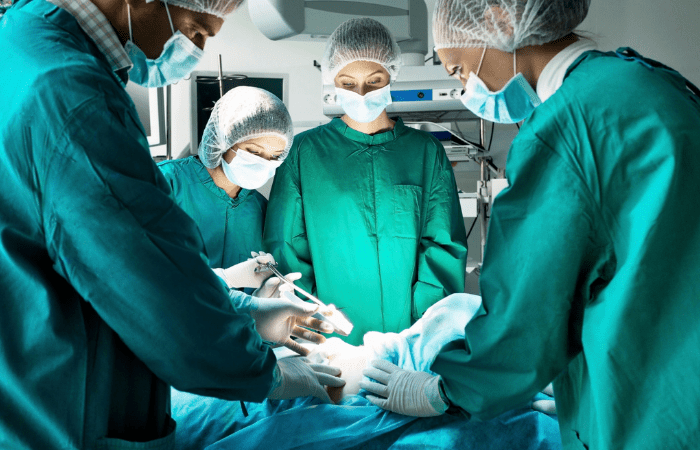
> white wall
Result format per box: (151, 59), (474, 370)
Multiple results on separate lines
(579, 0), (700, 87)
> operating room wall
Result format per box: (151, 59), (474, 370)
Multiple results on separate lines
(577, 0), (700, 88)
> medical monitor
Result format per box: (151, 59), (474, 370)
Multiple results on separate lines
(125, 81), (167, 152)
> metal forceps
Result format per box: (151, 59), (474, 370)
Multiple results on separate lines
(263, 262), (354, 336)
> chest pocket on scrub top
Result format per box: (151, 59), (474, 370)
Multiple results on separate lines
(392, 185), (422, 239)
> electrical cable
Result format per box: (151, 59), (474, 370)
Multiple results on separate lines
(466, 212), (479, 240)
(487, 121), (495, 152)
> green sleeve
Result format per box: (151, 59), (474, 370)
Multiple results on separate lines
(431, 132), (612, 420)
(412, 144), (468, 319)
(263, 139), (316, 295)
(42, 97), (276, 402)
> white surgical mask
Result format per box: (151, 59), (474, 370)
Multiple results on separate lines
(222, 150), (282, 190)
(460, 48), (541, 124)
(125, 1), (204, 88)
(335, 84), (392, 123)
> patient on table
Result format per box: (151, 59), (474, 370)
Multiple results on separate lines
(171, 294), (562, 450)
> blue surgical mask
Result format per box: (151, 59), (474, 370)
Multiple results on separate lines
(222, 149), (282, 190)
(335, 84), (392, 123)
(125, 2), (204, 88)
(460, 48), (541, 124)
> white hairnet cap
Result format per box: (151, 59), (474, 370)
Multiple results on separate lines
(321, 18), (403, 85)
(433, 0), (590, 52)
(198, 86), (293, 169)
(148, 0), (243, 19)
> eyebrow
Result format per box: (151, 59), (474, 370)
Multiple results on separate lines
(245, 142), (283, 152)
(338, 70), (385, 80)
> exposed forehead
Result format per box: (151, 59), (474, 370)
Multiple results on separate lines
(336, 60), (390, 79)
(437, 47), (485, 67)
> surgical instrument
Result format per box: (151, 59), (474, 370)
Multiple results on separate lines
(263, 262), (354, 336)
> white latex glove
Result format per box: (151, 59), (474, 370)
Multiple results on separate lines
(250, 291), (334, 356)
(212, 251), (276, 289)
(253, 272), (302, 298)
(360, 359), (448, 417)
(532, 383), (557, 415)
(268, 357), (346, 403)
(255, 276), (347, 337)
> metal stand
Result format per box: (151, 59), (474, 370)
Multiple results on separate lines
(165, 85), (172, 160)
(473, 119), (505, 273)
(198, 54), (248, 111)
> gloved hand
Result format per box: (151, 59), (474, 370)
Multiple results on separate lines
(212, 251), (276, 289)
(253, 272), (302, 298)
(250, 291), (334, 355)
(532, 383), (556, 415)
(268, 357), (346, 404)
(360, 360), (448, 417)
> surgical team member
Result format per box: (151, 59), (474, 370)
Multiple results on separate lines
(0, 1), (340, 449)
(160, 86), (334, 354)
(264, 18), (468, 346)
(160, 87), (291, 278)
(361, 0), (700, 449)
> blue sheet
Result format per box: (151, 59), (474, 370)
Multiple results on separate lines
(172, 295), (562, 450)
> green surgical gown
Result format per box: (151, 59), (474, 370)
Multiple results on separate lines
(263, 118), (468, 345)
(431, 49), (700, 450)
(0, 1), (275, 449)
(158, 156), (267, 270)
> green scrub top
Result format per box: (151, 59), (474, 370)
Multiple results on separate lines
(432, 49), (700, 450)
(158, 156), (267, 270)
(0, 2), (276, 449)
(264, 118), (468, 345)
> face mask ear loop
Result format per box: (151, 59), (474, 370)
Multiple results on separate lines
(127, 4), (133, 42)
(513, 49), (517, 76)
(224, 148), (238, 166)
(476, 47), (487, 77)
(163, 1), (176, 36)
